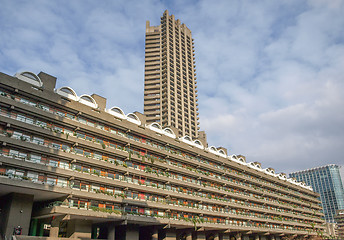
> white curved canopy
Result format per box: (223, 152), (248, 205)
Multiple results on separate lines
(193, 140), (203, 149)
(126, 113), (141, 125)
(208, 146), (218, 154)
(56, 86), (78, 101)
(218, 149), (227, 157)
(180, 135), (195, 146)
(147, 122), (163, 134)
(163, 128), (176, 138)
(15, 71), (43, 87)
(278, 173), (287, 180)
(79, 94), (98, 108)
(107, 107), (126, 119)
(151, 123), (162, 130)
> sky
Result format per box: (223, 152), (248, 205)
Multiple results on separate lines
(0, 0), (343, 183)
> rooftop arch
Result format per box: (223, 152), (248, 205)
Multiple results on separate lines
(56, 86), (78, 101)
(181, 135), (192, 142)
(163, 128), (176, 138)
(14, 71), (43, 87)
(150, 122), (162, 130)
(254, 162), (262, 169)
(208, 146), (217, 152)
(218, 149), (226, 156)
(107, 107), (126, 119)
(126, 113), (141, 125)
(147, 122), (163, 133)
(193, 140), (203, 149)
(238, 157), (246, 163)
(79, 94), (98, 108)
(180, 135), (195, 146)
(278, 173), (287, 180)
(248, 162), (255, 167)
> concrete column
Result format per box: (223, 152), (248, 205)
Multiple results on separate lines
(165, 229), (176, 240)
(0, 193), (34, 239)
(235, 233), (242, 240)
(186, 232), (192, 240)
(197, 232), (206, 240)
(152, 228), (158, 240)
(49, 215), (65, 237)
(214, 233), (220, 240)
(107, 222), (116, 240)
(222, 233), (231, 240)
(66, 219), (92, 238)
(126, 225), (139, 240)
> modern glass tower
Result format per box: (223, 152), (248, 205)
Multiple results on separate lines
(144, 10), (199, 138)
(290, 164), (344, 222)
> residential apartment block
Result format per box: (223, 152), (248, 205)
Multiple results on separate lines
(0, 71), (324, 239)
(144, 10), (199, 138)
(335, 209), (344, 239)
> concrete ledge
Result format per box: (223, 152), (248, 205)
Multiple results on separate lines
(15, 236), (106, 240)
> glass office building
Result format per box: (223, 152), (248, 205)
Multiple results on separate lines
(290, 164), (344, 223)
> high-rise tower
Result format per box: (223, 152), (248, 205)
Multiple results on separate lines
(290, 165), (344, 223)
(144, 10), (199, 138)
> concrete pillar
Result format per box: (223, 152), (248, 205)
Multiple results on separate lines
(235, 233), (242, 240)
(107, 222), (116, 240)
(126, 225), (139, 240)
(66, 219), (92, 238)
(152, 228), (158, 240)
(165, 229), (176, 240)
(214, 233), (220, 240)
(222, 233), (231, 240)
(197, 231), (206, 240)
(0, 193), (34, 239)
(186, 232), (192, 240)
(49, 215), (65, 237)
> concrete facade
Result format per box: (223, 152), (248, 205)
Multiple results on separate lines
(0, 69), (324, 240)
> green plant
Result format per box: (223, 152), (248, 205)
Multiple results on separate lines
(101, 143), (106, 149)
(6, 132), (13, 137)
